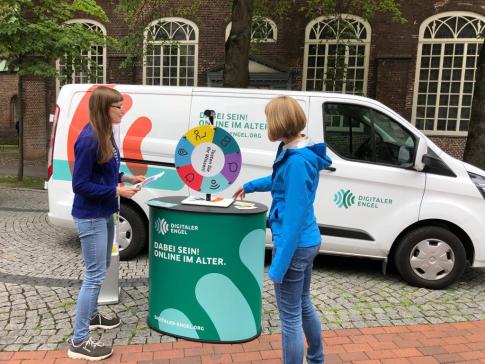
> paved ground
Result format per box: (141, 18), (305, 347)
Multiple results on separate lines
(1, 320), (485, 363)
(1, 187), (485, 356)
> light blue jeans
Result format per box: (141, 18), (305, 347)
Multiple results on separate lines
(273, 245), (324, 364)
(72, 216), (114, 343)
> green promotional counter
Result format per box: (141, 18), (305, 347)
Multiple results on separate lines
(146, 196), (268, 343)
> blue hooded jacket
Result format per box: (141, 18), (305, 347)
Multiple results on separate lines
(243, 138), (332, 283)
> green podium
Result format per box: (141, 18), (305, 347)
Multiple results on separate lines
(146, 196), (268, 343)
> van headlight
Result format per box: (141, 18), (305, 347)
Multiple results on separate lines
(468, 172), (485, 199)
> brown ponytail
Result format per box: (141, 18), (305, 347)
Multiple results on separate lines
(88, 87), (123, 164)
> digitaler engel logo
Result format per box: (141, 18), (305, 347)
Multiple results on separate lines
(333, 189), (356, 209)
(155, 218), (169, 235)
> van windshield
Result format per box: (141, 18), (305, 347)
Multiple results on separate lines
(323, 102), (416, 167)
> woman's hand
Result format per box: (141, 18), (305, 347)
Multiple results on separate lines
(122, 175), (146, 185)
(116, 185), (140, 199)
(232, 186), (246, 200)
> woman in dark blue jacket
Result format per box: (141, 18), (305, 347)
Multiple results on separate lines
(68, 87), (144, 361)
(234, 96), (332, 364)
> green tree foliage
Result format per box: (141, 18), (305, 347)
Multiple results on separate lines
(0, 0), (111, 181)
(0, 0), (110, 77)
(302, 0), (404, 21)
(253, 0), (294, 20)
(115, 0), (403, 84)
(301, 0), (404, 94)
(115, 0), (202, 68)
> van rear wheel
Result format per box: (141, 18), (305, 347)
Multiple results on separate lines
(395, 226), (466, 289)
(119, 202), (147, 260)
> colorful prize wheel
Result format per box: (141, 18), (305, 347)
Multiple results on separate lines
(175, 125), (242, 193)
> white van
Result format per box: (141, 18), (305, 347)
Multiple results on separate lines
(48, 84), (485, 289)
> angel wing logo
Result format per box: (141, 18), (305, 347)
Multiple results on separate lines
(155, 218), (169, 235)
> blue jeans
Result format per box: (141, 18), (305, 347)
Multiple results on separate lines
(72, 216), (114, 343)
(273, 245), (324, 364)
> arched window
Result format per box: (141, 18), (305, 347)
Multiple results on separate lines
(412, 12), (485, 135)
(303, 15), (370, 95)
(225, 17), (277, 43)
(144, 18), (199, 86)
(57, 19), (107, 88)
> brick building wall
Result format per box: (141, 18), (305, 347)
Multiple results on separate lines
(429, 136), (467, 160)
(375, 58), (412, 115)
(22, 76), (49, 160)
(196, 0), (232, 86)
(0, 73), (19, 145)
(15, 0), (485, 160)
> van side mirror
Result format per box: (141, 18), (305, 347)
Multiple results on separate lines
(422, 153), (438, 166)
(421, 152), (457, 177)
(414, 137), (428, 171)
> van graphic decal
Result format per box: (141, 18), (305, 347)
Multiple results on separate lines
(53, 159), (185, 191)
(197, 111), (268, 140)
(67, 84), (103, 173)
(122, 116), (152, 176)
(333, 189), (355, 209)
(66, 84), (155, 178)
(333, 189), (393, 209)
(67, 84), (135, 174)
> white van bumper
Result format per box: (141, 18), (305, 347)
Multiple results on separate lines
(472, 259), (485, 268)
(48, 213), (75, 229)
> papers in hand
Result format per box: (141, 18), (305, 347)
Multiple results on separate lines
(135, 171), (165, 188)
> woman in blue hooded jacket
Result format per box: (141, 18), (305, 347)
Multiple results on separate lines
(233, 96), (332, 364)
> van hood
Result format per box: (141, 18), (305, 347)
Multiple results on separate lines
(463, 161), (485, 177)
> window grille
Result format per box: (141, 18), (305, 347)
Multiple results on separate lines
(225, 17), (277, 43)
(303, 15), (371, 96)
(144, 18), (198, 86)
(412, 12), (485, 135)
(58, 20), (106, 88)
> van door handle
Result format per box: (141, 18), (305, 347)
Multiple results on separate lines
(326, 166), (336, 172)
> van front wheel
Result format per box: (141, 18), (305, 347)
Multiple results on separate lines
(119, 203), (147, 260)
(395, 226), (466, 289)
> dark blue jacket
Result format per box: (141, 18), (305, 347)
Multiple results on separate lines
(71, 123), (122, 219)
(244, 139), (332, 282)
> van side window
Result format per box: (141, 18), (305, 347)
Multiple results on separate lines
(323, 103), (416, 167)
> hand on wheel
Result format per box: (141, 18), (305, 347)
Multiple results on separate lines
(232, 187), (246, 200)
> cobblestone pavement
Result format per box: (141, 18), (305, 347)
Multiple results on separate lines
(1, 188), (485, 352)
